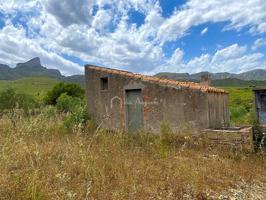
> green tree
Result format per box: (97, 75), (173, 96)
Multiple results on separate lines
(56, 93), (83, 113)
(0, 88), (37, 127)
(0, 88), (17, 112)
(45, 82), (84, 105)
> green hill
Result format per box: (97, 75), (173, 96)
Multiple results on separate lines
(0, 77), (59, 95)
(222, 87), (254, 125)
(212, 78), (266, 87)
(0, 58), (85, 87)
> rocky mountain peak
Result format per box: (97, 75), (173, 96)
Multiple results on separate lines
(0, 64), (10, 70)
(16, 57), (42, 68)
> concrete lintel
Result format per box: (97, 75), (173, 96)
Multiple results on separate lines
(124, 82), (145, 91)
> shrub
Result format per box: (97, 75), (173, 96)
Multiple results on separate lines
(56, 93), (83, 113)
(45, 82), (84, 105)
(54, 92), (91, 131)
(0, 88), (37, 113)
(0, 88), (38, 127)
(41, 106), (57, 119)
(34, 92), (47, 106)
(230, 105), (248, 120)
(63, 105), (91, 130)
(160, 123), (174, 147)
(16, 93), (38, 114)
(159, 123), (174, 155)
(0, 88), (17, 113)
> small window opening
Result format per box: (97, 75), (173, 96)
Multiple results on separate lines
(101, 77), (108, 90)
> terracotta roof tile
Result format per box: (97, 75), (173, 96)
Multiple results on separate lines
(85, 65), (228, 94)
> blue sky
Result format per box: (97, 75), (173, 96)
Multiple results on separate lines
(0, 0), (266, 75)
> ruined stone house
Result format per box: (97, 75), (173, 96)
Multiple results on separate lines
(254, 88), (266, 125)
(85, 65), (230, 133)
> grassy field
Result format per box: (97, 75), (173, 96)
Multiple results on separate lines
(0, 77), (58, 95)
(0, 113), (265, 199)
(223, 87), (254, 125)
(0, 78), (265, 199)
(212, 78), (266, 87)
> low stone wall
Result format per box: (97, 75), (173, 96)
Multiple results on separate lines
(253, 125), (266, 149)
(202, 127), (253, 151)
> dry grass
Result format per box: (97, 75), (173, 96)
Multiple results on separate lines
(0, 113), (265, 199)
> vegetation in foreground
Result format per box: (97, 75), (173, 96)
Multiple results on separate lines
(0, 111), (265, 199)
(225, 87), (254, 126)
(0, 84), (265, 199)
(0, 81), (265, 199)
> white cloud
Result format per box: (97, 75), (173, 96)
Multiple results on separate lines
(168, 48), (184, 66)
(0, 23), (82, 75)
(0, 0), (266, 75)
(152, 44), (266, 74)
(201, 27), (208, 35)
(0, 0), (38, 13)
(43, 0), (95, 27)
(29, 0), (165, 73)
(208, 44), (264, 72)
(252, 38), (266, 50)
(211, 44), (247, 63)
(156, 0), (266, 44)
(91, 9), (112, 32)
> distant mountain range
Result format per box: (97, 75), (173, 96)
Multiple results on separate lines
(155, 69), (266, 82)
(1, 58), (266, 87)
(0, 58), (85, 86)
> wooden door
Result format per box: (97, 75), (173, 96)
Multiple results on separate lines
(126, 89), (144, 132)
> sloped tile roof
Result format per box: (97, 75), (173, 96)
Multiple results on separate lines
(85, 65), (228, 94)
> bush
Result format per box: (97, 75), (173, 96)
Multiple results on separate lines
(0, 88), (37, 114)
(159, 123), (174, 155)
(45, 82), (84, 105)
(63, 105), (91, 130)
(0, 88), (17, 113)
(160, 123), (174, 147)
(0, 88), (38, 127)
(41, 106), (57, 119)
(230, 105), (248, 120)
(56, 93), (83, 113)
(16, 93), (38, 114)
(35, 92), (47, 107)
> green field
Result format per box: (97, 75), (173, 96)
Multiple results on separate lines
(0, 77), (59, 95)
(222, 87), (254, 125)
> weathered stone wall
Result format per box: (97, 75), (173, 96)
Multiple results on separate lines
(253, 89), (266, 125)
(207, 93), (230, 129)
(85, 66), (229, 133)
(203, 127), (253, 151)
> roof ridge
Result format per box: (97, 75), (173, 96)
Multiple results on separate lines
(85, 65), (227, 94)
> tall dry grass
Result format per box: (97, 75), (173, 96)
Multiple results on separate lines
(0, 112), (265, 199)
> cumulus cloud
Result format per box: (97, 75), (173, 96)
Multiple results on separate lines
(252, 38), (266, 50)
(208, 44), (264, 72)
(152, 44), (265, 74)
(0, 23), (82, 75)
(43, 0), (95, 27)
(156, 0), (266, 44)
(0, 0), (38, 13)
(0, 0), (266, 75)
(91, 9), (112, 31)
(168, 48), (184, 66)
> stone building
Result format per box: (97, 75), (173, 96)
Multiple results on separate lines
(253, 88), (266, 125)
(85, 65), (230, 133)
